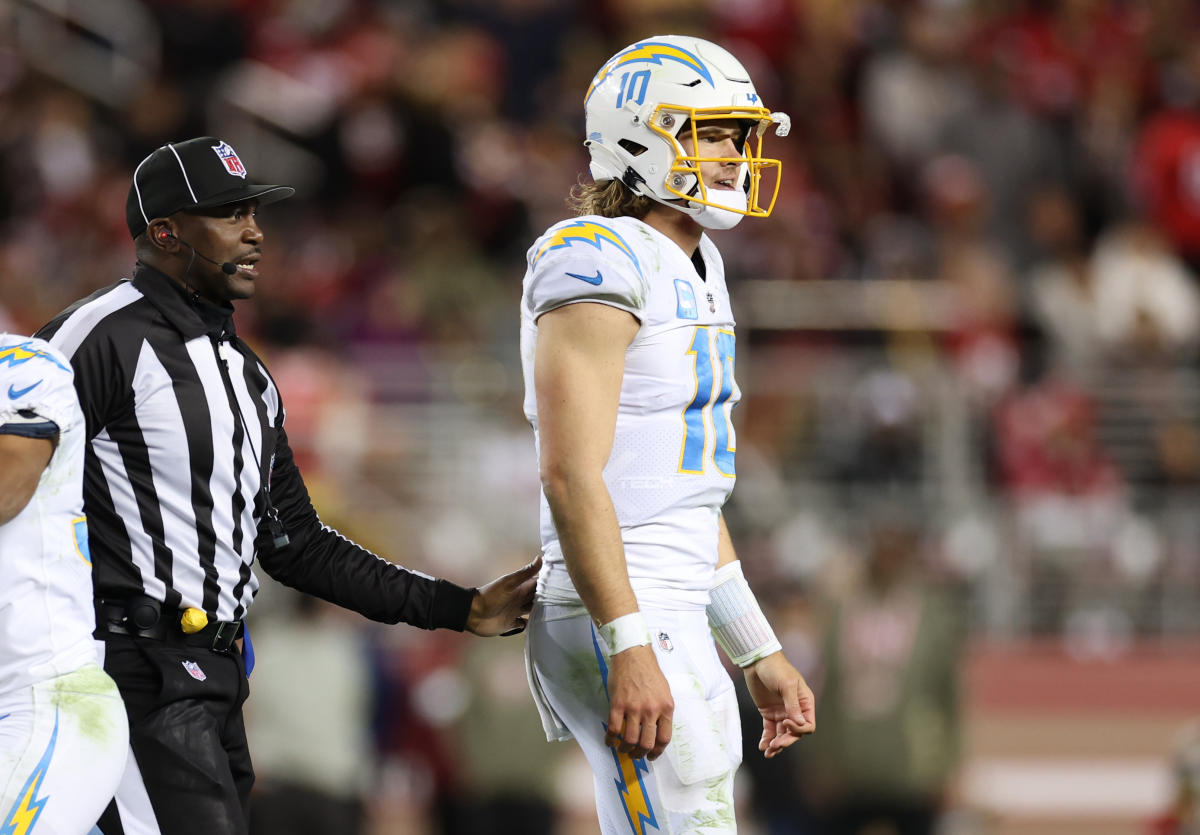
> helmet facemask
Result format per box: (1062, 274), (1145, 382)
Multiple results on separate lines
(649, 106), (788, 221)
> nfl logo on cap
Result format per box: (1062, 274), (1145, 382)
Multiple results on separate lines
(211, 141), (247, 179)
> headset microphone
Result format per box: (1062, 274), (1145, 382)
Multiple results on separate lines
(214, 257), (239, 276)
(160, 231), (239, 275)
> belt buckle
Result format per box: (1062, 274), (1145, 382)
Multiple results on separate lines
(210, 621), (239, 653)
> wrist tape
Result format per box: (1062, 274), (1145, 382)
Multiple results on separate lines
(598, 611), (651, 655)
(706, 561), (782, 667)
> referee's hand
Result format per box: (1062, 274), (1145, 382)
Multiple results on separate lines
(465, 556), (541, 637)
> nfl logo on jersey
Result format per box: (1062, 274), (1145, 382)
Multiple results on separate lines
(182, 660), (207, 681)
(211, 141), (247, 178)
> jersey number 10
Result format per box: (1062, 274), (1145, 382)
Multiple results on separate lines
(680, 326), (736, 476)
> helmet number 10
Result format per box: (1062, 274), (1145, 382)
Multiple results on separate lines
(616, 70), (651, 109)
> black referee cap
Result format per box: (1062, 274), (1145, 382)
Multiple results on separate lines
(126, 136), (294, 239)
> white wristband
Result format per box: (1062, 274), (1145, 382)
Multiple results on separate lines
(598, 612), (652, 656)
(707, 561), (782, 667)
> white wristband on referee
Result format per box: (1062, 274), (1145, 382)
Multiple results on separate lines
(707, 561), (782, 667)
(598, 612), (652, 656)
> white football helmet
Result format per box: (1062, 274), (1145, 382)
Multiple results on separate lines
(584, 35), (791, 225)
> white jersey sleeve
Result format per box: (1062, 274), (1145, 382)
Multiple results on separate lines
(0, 335), (77, 438)
(524, 217), (650, 320)
(0, 334), (97, 697)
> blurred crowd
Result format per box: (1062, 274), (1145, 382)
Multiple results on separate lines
(4, 0), (1200, 832)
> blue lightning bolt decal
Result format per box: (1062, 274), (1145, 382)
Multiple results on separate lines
(610, 747), (660, 835)
(1, 710), (59, 834)
(533, 221), (642, 278)
(0, 341), (70, 374)
(586, 41), (714, 106)
(592, 628), (660, 834)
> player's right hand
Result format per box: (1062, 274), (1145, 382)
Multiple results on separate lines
(606, 644), (674, 760)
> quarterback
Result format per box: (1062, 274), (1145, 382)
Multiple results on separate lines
(521, 35), (815, 834)
(0, 334), (128, 831)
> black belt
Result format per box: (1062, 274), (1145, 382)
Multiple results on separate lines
(96, 597), (243, 653)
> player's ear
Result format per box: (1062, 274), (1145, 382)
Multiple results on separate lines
(148, 220), (177, 252)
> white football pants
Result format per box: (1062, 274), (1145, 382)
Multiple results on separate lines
(0, 664), (128, 834)
(526, 603), (742, 834)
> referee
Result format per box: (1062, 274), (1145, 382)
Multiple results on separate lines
(36, 136), (539, 834)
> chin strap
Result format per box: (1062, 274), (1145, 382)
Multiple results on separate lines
(621, 166), (648, 194)
(691, 189), (749, 230)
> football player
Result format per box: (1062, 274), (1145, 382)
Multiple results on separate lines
(521, 35), (816, 834)
(0, 334), (128, 831)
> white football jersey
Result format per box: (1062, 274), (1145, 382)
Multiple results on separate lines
(0, 335), (98, 695)
(521, 216), (739, 609)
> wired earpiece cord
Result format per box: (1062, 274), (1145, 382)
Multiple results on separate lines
(131, 253), (202, 306)
(182, 246), (199, 305)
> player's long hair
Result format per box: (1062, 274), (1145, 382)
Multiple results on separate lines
(569, 177), (654, 219)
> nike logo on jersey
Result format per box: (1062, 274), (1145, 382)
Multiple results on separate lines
(0, 713), (9, 722)
(7, 380), (41, 400)
(566, 270), (604, 286)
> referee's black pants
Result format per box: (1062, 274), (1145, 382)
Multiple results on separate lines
(96, 635), (253, 834)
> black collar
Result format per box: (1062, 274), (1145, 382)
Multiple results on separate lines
(132, 262), (236, 340)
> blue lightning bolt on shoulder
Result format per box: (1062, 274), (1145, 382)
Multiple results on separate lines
(0, 341), (71, 373)
(533, 220), (643, 278)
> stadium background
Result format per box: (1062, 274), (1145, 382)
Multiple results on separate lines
(4, 0), (1200, 832)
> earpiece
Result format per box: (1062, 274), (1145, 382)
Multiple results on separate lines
(154, 225), (239, 275)
(162, 227), (241, 277)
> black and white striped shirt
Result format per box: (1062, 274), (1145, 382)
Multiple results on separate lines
(38, 263), (473, 630)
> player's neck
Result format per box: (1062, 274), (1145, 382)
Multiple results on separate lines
(643, 205), (703, 258)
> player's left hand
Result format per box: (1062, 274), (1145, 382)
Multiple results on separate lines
(466, 556), (541, 637)
(744, 651), (815, 758)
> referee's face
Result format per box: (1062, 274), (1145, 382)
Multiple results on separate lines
(176, 200), (264, 303)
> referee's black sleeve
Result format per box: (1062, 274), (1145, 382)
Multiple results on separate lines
(256, 427), (476, 630)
